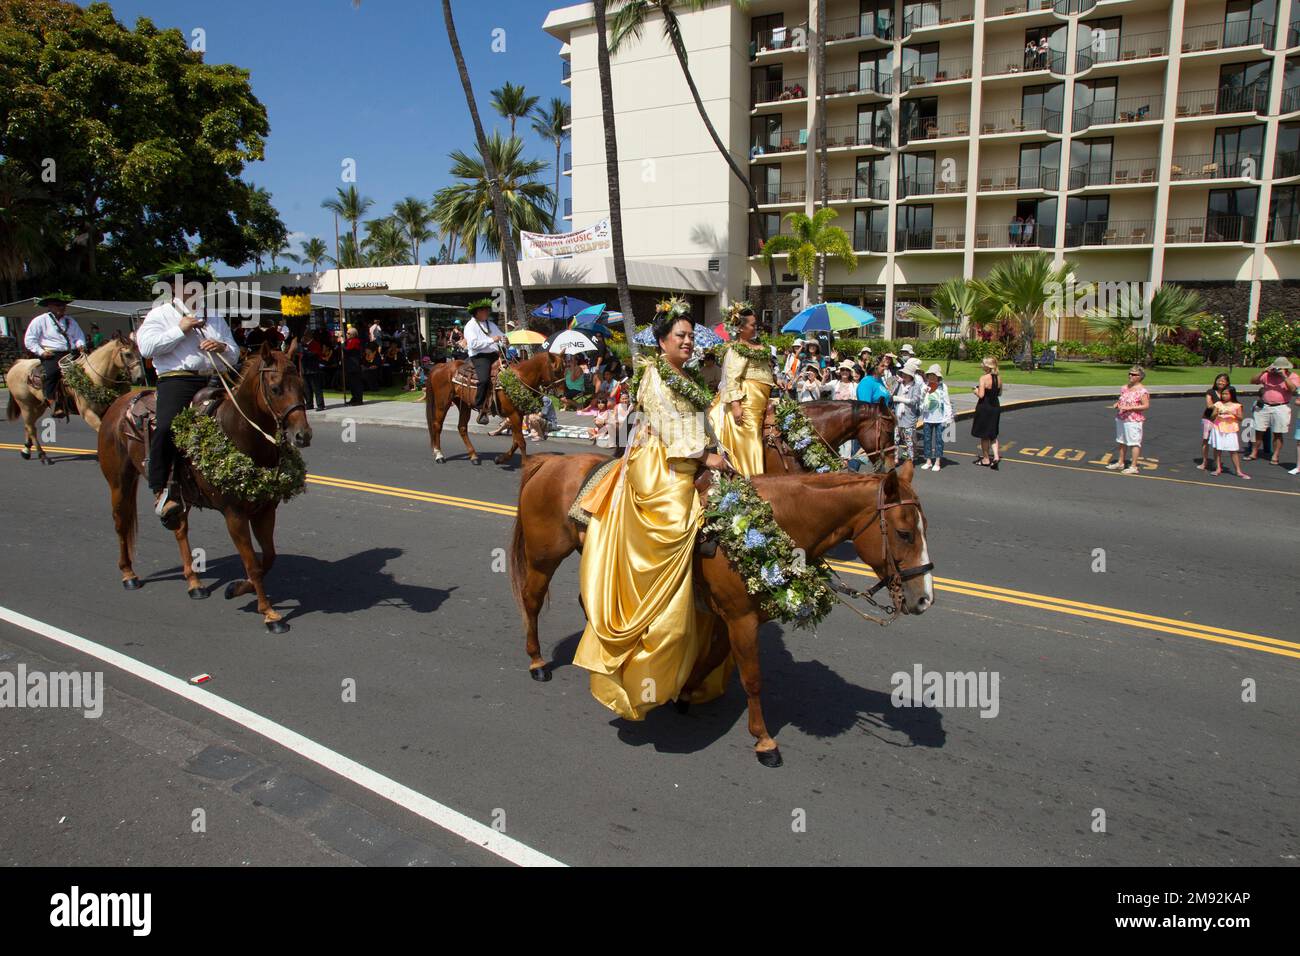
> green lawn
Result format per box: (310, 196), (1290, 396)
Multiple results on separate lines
(939, 360), (1266, 388)
(322, 385), (424, 403)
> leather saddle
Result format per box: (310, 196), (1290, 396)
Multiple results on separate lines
(450, 358), (502, 414)
(122, 383), (225, 446)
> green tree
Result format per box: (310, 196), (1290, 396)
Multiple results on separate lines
(1085, 283), (1212, 364)
(0, 1), (271, 293)
(392, 196), (432, 263)
(299, 237), (330, 273)
(760, 208), (856, 303)
(905, 277), (980, 374)
(241, 185), (288, 271)
(968, 253), (1082, 369)
(0, 160), (53, 301)
(321, 185), (374, 252)
(362, 217), (410, 266)
(490, 81), (540, 136)
(531, 97), (571, 221)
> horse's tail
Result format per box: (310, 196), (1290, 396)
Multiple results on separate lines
(509, 454), (551, 612)
(6, 393), (19, 421)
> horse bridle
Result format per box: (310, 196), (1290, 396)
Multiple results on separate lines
(831, 475), (934, 624)
(256, 363), (307, 438)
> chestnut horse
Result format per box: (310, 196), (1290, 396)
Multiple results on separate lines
(766, 400), (897, 474)
(6, 335), (145, 459)
(425, 351), (565, 466)
(510, 454), (933, 765)
(96, 343), (312, 632)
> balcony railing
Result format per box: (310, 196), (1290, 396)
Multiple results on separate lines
(853, 227), (890, 252)
(974, 222), (1052, 249)
(980, 106), (1062, 135)
(989, 0), (1053, 16)
(825, 122), (892, 148)
(900, 57), (972, 90)
(825, 12), (894, 42)
(1176, 86), (1269, 117)
(1073, 93), (1163, 130)
(1276, 150), (1300, 178)
(1282, 86), (1300, 114)
(1267, 215), (1300, 241)
(1053, 0), (1097, 13)
(824, 67), (892, 96)
(752, 127), (807, 154)
(853, 176), (891, 200)
(758, 181), (807, 204)
(561, 60), (571, 81)
(977, 165), (1060, 191)
(1064, 219), (1155, 246)
(984, 46), (1065, 77)
(812, 176), (889, 202)
(1170, 153), (1262, 181)
(1181, 18), (1274, 53)
(1076, 29), (1169, 70)
(899, 175), (968, 197)
(1068, 157), (1160, 188)
(896, 226), (966, 251)
(1165, 215), (1252, 243)
(753, 25), (805, 53)
(901, 1), (973, 36)
(752, 79), (808, 106)
(901, 112), (971, 143)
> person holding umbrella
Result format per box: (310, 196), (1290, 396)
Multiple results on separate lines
(709, 305), (775, 475)
(464, 297), (506, 424)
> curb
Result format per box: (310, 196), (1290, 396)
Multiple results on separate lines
(951, 386), (1262, 420)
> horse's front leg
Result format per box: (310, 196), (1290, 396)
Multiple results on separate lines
(222, 509), (285, 633)
(173, 512), (206, 598)
(249, 506), (285, 632)
(496, 410), (525, 466)
(726, 612), (782, 766)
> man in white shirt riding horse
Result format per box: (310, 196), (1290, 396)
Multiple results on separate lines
(24, 293), (86, 417)
(136, 261), (239, 529)
(464, 298), (507, 425)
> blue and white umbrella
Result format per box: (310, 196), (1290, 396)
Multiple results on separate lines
(632, 323), (725, 350)
(531, 296), (592, 321)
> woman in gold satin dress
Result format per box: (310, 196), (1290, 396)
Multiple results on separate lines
(573, 312), (734, 720)
(709, 308), (775, 476)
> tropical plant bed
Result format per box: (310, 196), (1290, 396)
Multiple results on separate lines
(939, 361), (1273, 388)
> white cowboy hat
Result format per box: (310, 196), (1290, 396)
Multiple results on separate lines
(899, 343), (916, 354)
(925, 363), (944, 377)
(1270, 356), (1294, 369)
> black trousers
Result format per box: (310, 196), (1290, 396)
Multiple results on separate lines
(345, 360), (363, 404)
(40, 351), (69, 405)
(148, 375), (209, 493)
(302, 371), (325, 410)
(471, 353), (495, 410)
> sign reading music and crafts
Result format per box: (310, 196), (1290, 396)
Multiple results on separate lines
(520, 219), (612, 259)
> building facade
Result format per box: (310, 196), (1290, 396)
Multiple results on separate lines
(545, 0), (1300, 339)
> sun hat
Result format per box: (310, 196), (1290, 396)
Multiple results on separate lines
(837, 361), (856, 372)
(899, 343), (915, 355)
(902, 357), (922, 374)
(925, 363), (943, 378)
(1269, 356), (1294, 369)
(792, 338), (804, 346)
(859, 345), (873, 354)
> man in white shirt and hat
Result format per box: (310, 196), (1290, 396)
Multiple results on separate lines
(136, 261), (238, 528)
(24, 293), (86, 417)
(464, 297), (506, 424)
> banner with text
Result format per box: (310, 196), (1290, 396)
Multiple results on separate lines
(520, 219), (611, 259)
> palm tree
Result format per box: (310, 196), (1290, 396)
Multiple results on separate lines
(968, 253), (1082, 370)
(327, 233), (365, 269)
(443, 0), (529, 326)
(608, 1), (783, 334)
(269, 240), (301, 269)
(905, 277), (980, 375)
(1084, 283), (1211, 365)
(362, 217), (411, 266)
(299, 237), (330, 273)
(321, 185), (374, 251)
(0, 161), (52, 301)
(392, 196), (433, 263)
(759, 208), (856, 303)
(531, 97), (571, 220)
(433, 132), (554, 292)
(491, 81), (540, 136)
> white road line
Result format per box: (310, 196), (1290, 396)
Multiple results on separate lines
(0, 604), (566, 868)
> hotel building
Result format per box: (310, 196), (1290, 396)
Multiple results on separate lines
(544, 0), (1300, 338)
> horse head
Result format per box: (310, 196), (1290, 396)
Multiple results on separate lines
(112, 332), (146, 385)
(847, 460), (933, 615)
(250, 341), (312, 448)
(853, 399), (898, 467)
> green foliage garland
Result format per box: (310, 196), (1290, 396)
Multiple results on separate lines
(629, 354), (715, 410)
(703, 473), (835, 627)
(171, 408), (307, 505)
(61, 360), (127, 409)
(773, 396), (844, 473)
(729, 341), (773, 365)
(498, 368), (541, 415)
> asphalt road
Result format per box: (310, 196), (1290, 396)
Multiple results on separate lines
(0, 397), (1296, 866)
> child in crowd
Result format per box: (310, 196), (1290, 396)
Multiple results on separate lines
(1209, 387), (1249, 479)
(919, 364), (952, 471)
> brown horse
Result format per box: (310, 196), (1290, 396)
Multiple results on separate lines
(96, 343), (312, 632)
(766, 399), (897, 474)
(6, 335), (145, 460)
(425, 351), (565, 466)
(510, 454), (933, 765)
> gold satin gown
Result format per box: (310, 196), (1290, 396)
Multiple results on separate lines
(573, 362), (731, 720)
(708, 344), (775, 477)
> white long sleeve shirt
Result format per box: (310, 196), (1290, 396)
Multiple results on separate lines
(464, 316), (504, 357)
(24, 311), (86, 354)
(137, 298), (238, 374)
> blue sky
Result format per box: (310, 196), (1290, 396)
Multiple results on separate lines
(98, 0), (570, 267)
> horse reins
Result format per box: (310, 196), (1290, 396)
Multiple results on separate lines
(206, 350), (304, 447)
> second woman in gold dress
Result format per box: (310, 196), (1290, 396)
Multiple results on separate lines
(708, 308), (775, 477)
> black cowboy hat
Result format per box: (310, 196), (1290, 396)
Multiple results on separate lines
(146, 259), (216, 286)
(37, 292), (75, 306)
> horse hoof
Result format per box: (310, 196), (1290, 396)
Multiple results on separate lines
(529, 666), (551, 683)
(471, 458), (481, 466)
(265, 619), (289, 634)
(434, 456), (445, 464)
(188, 587), (208, 600)
(674, 698), (690, 714)
(223, 581), (243, 600)
(121, 577), (142, 591)
(755, 747), (783, 768)
(19, 449), (30, 460)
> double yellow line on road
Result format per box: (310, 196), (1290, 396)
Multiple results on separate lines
(5, 442), (1297, 661)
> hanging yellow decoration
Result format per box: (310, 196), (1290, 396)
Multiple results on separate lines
(280, 287), (312, 318)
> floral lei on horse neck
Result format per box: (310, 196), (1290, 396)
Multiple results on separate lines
(497, 368), (541, 415)
(773, 396), (844, 474)
(628, 354), (715, 411)
(171, 407), (307, 505)
(703, 472), (835, 627)
(61, 359), (127, 409)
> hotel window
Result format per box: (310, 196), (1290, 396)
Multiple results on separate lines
(1024, 25), (1068, 73)
(1207, 187), (1258, 240)
(752, 13), (785, 48)
(1015, 198), (1056, 248)
(751, 115), (783, 153)
(751, 64), (783, 106)
(858, 104), (892, 146)
(854, 207), (888, 251)
(861, 0), (893, 41)
(1021, 141), (1061, 188)
(1213, 125), (1264, 177)
(900, 97), (938, 143)
(1223, 0), (1270, 46)
(756, 165), (783, 204)
(903, 2), (941, 33)
(856, 156), (889, 199)
(1024, 83), (1065, 132)
(1078, 17), (1121, 69)
(1073, 78), (1117, 129)
(1218, 61), (1271, 113)
(1269, 186), (1299, 240)
(1069, 138), (1111, 187)
(900, 43), (939, 86)
(900, 152), (937, 196)
(1277, 123), (1300, 178)
(896, 205), (934, 249)
(859, 49), (891, 92)
(1066, 195), (1110, 244)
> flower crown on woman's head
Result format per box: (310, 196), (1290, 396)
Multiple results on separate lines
(654, 295), (691, 319)
(724, 299), (754, 322)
